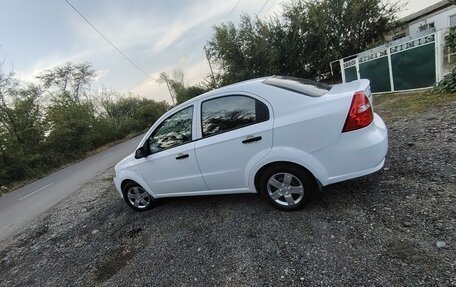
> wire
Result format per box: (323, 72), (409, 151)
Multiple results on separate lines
(263, 0), (278, 17)
(226, 0), (242, 20)
(64, 0), (152, 80)
(257, 0), (271, 16)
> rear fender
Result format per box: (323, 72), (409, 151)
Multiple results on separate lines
(247, 146), (328, 192)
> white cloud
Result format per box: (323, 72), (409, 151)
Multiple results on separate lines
(130, 78), (171, 103)
(15, 50), (91, 84)
(94, 69), (109, 82)
(68, 1), (234, 56)
(148, 1), (234, 54)
(9, 0), (283, 99)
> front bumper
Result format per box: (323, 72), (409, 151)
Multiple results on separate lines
(113, 176), (124, 198)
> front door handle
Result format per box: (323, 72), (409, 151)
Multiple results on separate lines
(242, 135), (262, 144)
(175, 153), (189, 160)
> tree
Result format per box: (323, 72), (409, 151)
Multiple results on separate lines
(45, 96), (96, 160)
(39, 63), (98, 160)
(0, 61), (171, 188)
(434, 22), (456, 92)
(0, 68), (45, 184)
(96, 91), (170, 141)
(207, 0), (399, 84)
(432, 0), (456, 93)
(176, 85), (207, 104)
(37, 62), (95, 101)
(157, 70), (208, 104)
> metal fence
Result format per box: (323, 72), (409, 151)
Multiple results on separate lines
(335, 29), (451, 93)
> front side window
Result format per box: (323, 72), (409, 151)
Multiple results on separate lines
(201, 95), (269, 137)
(149, 106), (193, 153)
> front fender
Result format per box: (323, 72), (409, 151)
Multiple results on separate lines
(115, 169), (157, 198)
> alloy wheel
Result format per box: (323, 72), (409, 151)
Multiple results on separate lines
(126, 186), (151, 209)
(266, 172), (305, 207)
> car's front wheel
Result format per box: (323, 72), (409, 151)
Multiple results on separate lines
(259, 165), (316, 211)
(123, 182), (155, 211)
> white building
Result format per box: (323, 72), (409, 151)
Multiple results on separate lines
(390, 0), (456, 41)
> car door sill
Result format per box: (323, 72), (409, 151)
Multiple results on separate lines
(156, 188), (255, 198)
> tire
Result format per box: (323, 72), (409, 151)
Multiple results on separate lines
(259, 165), (316, 211)
(122, 182), (156, 212)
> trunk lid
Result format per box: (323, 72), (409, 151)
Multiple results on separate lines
(326, 79), (372, 104)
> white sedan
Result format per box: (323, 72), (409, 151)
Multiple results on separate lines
(114, 76), (387, 211)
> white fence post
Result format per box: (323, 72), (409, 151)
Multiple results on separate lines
(387, 47), (395, 92)
(355, 57), (360, 80)
(339, 59), (346, 83)
(435, 30), (445, 82)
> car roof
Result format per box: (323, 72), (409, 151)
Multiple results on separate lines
(163, 75), (331, 120)
(187, 76), (271, 104)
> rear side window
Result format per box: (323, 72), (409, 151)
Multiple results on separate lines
(201, 95), (269, 137)
(263, 76), (330, 97)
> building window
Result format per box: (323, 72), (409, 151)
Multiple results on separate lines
(418, 22), (435, 32)
(450, 15), (456, 27)
(392, 32), (406, 41)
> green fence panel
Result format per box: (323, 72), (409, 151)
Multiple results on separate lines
(359, 57), (391, 93)
(391, 43), (435, 90)
(344, 66), (357, 82)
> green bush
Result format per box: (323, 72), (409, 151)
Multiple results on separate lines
(434, 26), (456, 93)
(435, 69), (456, 93)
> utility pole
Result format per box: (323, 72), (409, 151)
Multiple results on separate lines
(164, 79), (175, 106)
(157, 72), (175, 106)
(204, 45), (216, 88)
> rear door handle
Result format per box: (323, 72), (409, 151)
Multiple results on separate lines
(242, 135), (262, 144)
(175, 153), (189, 160)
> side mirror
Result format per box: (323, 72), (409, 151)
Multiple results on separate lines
(135, 147), (147, 159)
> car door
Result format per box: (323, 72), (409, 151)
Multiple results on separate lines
(194, 94), (273, 191)
(136, 105), (208, 196)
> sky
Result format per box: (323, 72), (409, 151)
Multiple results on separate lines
(0, 0), (442, 103)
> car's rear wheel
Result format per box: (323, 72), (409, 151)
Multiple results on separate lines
(123, 182), (155, 211)
(259, 165), (316, 211)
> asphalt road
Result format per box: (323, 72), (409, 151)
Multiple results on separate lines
(0, 135), (142, 241)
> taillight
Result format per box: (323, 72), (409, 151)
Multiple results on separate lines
(342, 91), (373, 132)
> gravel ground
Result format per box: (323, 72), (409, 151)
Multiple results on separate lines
(0, 93), (455, 286)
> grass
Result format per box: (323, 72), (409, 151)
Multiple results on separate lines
(374, 89), (456, 120)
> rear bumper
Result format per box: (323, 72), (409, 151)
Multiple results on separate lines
(313, 113), (388, 186)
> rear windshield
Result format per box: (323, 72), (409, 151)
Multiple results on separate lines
(262, 76), (331, 97)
